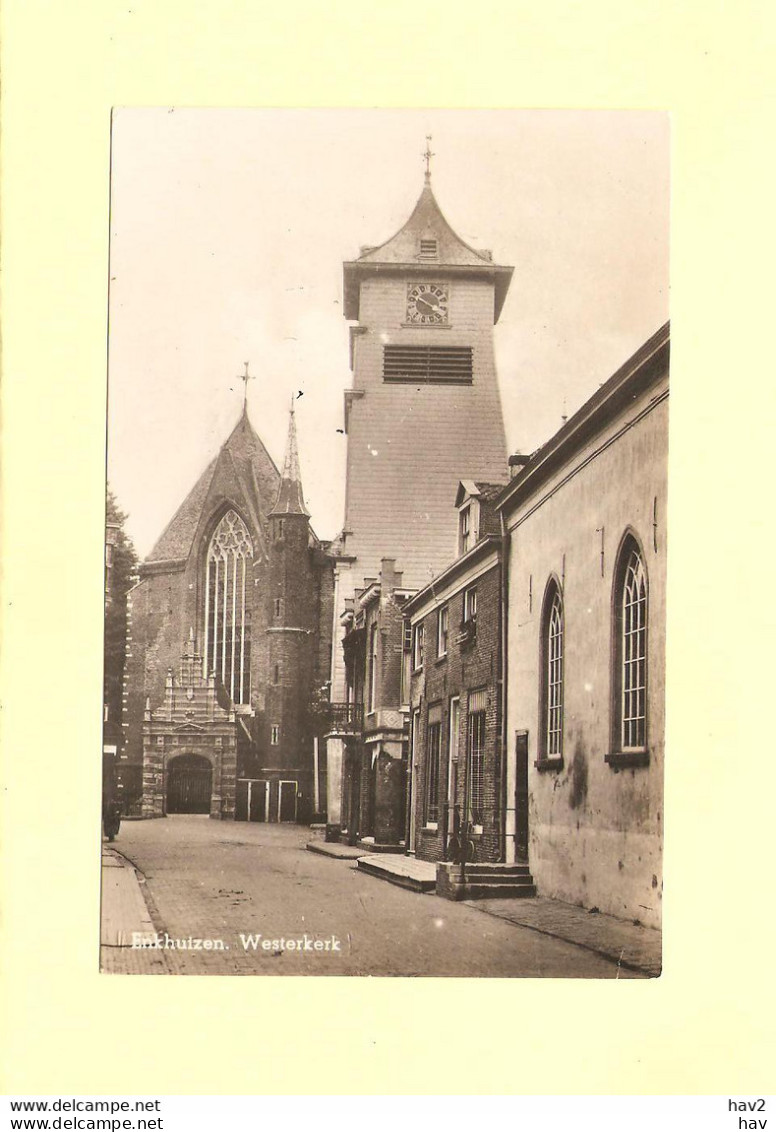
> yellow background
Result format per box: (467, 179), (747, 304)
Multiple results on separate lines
(2, 0), (774, 1095)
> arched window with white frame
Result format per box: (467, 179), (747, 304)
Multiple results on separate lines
(540, 580), (564, 761)
(203, 508), (253, 704)
(613, 535), (648, 752)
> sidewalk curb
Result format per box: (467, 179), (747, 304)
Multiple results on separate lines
(101, 845), (167, 943)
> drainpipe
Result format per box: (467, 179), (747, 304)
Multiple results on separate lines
(499, 514), (511, 864)
(461, 715), (468, 892)
(406, 694), (421, 855)
(313, 735), (320, 814)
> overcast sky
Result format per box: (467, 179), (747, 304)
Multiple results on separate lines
(107, 109), (669, 558)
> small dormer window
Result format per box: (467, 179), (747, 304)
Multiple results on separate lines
(460, 506), (471, 555)
(419, 238), (437, 259)
(457, 493), (481, 555)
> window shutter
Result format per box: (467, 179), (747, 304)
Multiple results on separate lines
(383, 345), (473, 385)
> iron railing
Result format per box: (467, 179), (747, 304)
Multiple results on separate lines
(310, 700), (363, 735)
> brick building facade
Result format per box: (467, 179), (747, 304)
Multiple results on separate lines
(404, 483), (506, 865)
(339, 559), (412, 850)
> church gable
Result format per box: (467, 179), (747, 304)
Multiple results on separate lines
(190, 446), (267, 568)
(144, 409), (280, 568)
(146, 457), (218, 564)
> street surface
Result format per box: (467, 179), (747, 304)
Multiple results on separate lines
(102, 815), (640, 977)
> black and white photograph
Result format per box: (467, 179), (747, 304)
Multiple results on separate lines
(101, 108), (669, 978)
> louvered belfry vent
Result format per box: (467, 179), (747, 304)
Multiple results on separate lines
(383, 345), (473, 384)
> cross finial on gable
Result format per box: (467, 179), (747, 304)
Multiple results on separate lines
(238, 361), (255, 411)
(423, 135), (434, 182)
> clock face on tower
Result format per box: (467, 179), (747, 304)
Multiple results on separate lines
(406, 283), (449, 325)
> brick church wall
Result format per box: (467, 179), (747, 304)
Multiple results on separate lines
(122, 411), (335, 823)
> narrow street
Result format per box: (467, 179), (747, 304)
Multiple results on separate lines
(101, 816), (641, 978)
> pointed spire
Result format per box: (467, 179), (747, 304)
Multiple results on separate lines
(270, 397), (309, 516)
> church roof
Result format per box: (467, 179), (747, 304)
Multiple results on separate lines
(145, 408), (281, 564)
(343, 177), (514, 322)
(357, 179), (496, 269)
(270, 403), (309, 517)
(495, 322), (671, 518)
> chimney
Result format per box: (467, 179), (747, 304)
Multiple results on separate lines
(380, 557), (403, 597)
(508, 453), (530, 479)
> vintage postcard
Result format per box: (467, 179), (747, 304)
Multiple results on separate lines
(2, 0), (773, 1104)
(101, 109), (668, 979)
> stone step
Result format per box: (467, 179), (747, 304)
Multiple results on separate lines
(436, 860), (537, 902)
(356, 839), (405, 854)
(450, 865), (532, 877)
(438, 864), (532, 878)
(356, 858), (436, 893)
(464, 881), (537, 900)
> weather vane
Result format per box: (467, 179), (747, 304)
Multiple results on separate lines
(423, 135), (435, 181)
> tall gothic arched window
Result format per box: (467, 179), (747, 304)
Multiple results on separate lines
(540, 581), (564, 759)
(203, 509), (253, 704)
(614, 536), (648, 751)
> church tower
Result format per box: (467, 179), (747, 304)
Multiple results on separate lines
(339, 160), (512, 595)
(324, 154), (514, 836)
(332, 160), (512, 679)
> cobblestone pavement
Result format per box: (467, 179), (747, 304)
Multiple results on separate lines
(103, 816), (642, 978)
(467, 896), (661, 977)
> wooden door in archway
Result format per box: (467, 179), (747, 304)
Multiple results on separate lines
(167, 754), (212, 814)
